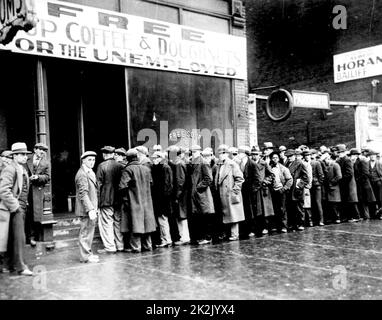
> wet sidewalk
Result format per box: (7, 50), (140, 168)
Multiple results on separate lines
(1, 220), (382, 300)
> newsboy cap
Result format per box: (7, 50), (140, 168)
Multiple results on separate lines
(125, 148), (138, 158)
(336, 144), (347, 153)
(285, 149), (295, 157)
(279, 145), (287, 152)
(34, 142), (48, 151)
(10, 142), (31, 155)
(1, 150), (12, 158)
(153, 144), (162, 152)
(217, 144), (230, 153)
(101, 146), (115, 153)
(81, 151), (97, 160)
(115, 147), (127, 156)
(228, 147), (238, 155)
(135, 145), (149, 155)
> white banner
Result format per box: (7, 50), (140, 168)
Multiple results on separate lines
(333, 45), (382, 83)
(0, 0), (247, 79)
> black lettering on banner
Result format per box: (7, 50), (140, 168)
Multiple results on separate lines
(139, 37), (150, 50)
(98, 12), (128, 29)
(93, 48), (108, 61)
(144, 21), (169, 37)
(48, 2), (83, 18)
(37, 40), (54, 54)
(15, 37), (34, 51)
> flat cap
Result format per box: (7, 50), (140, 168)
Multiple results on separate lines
(228, 147), (238, 154)
(1, 150), (12, 158)
(126, 148), (138, 157)
(190, 144), (201, 152)
(368, 149), (379, 156)
(167, 145), (180, 153)
(217, 144), (230, 153)
(238, 146), (251, 154)
(279, 145), (287, 152)
(152, 151), (165, 158)
(153, 144), (162, 152)
(81, 151), (97, 160)
(295, 149), (302, 155)
(101, 146), (115, 153)
(263, 142), (274, 149)
(115, 147), (127, 156)
(285, 149), (295, 157)
(135, 145), (149, 155)
(34, 142), (48, 151)
(302, 150), (311, 156)
(349, 148), (361, 155)
(202, 149), (212, 156)
(336, 144), (347, 152)
(251, 145), (262, 155)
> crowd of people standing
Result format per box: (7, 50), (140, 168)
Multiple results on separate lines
(74, 141), (382, 263)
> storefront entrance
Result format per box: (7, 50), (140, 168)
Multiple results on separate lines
(46, 59), (128, 214)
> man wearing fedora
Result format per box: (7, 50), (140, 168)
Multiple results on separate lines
(262, 142), (274, 165)
(96, 146), (125, 254)
(25, 142), (50, 247)
(75, 151), (99, 263)
(0, 142), (34, 276)
(336, 144), (360, 222)
(368, 149), (382, 219)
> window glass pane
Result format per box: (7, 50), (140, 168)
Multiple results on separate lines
(61, 0), (119, 11)
(168, 0), (229, 15)
(182, 10), (230, 34)
(122, 0), (179, 24)
(128, 68), (232, 152)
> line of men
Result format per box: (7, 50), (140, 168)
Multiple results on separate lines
(75, 141), (382, 263)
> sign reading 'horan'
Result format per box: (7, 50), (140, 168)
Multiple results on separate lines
(333, 45), (382, 83)
(0, 0), (247, 79)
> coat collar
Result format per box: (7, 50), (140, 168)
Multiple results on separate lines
(218, 159), (233, 184)
(81, 165), (97, 186)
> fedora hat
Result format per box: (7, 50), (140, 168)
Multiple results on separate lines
(263, 142), (274, 149)
(34, 142), (48, 151)
(336, 144), (347, 153)
(284, 149), (295, 157)
(126, 148), (138, 158)
(101, 146), (115, 153)
(251, 145), (262, 155)
(135, 145), (149, 156)
(368, 149), (379, 156)
(10, 142), (31, 155)
(349, 148), (361, 156)
(238, 146), (251, 155)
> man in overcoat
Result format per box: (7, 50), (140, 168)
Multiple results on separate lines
(0, 150), (12, 175)
(310, 149), (325, 226)
(119, 149), (157, 252)
(75, 151), (99, 263)
(215, 145), (245, 241)
(285, 149), (309, 231)
(25, 143), (50, 246)
(96, 146), (124, 254)
(0, 142), (33, 276)
(351, 148), (375, 220)
(336, 144), (360, 222)
(189, 145), (214, 245)
(368, 150), (382, 219)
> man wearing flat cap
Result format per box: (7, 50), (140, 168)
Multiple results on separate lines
(278, 146), (287, 165)
(96, 146), (125, 254)
(0, 142), (34, 275)
(75, 151), (99, 263)
(336, 144), (361, 222)
(309, 149), (325, 226)
(368, 149), (382, 219)
(262, 142), (274, 165)
(0, 150), (12, 175)
(135, 145), (152, 169)
(25, 142), (50, 247)
(351, 148), (375, 220)
(114, 148), (127, 165)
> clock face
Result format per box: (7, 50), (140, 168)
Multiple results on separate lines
(266, 89), (293, 122)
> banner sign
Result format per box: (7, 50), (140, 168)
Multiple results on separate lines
(292, 90), (330, 109)
(0, 0), (247, 79)
(333, 45), (382, 83)
(0, 0), (38, 45)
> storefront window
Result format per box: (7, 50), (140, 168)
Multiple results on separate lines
(62, 0), (120, 11)
(182, 10), (230, 34)
(121, 0), (179, 23)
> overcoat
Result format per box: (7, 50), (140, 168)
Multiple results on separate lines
(253, 159), (275, 217)
(354, 158), (376, 203)
(303, 161), (313, 208)
(170, 158), (188, 219)
(325, 161), (342, 202)
(26, 155), (50, 222)
(151, 160), (173, 217)
(0, 161), (28, 251)
(215, 158), (245, 224)
(190, 156), (214, 215)
(240, 157), (257, 220)
(119, 161), (156, 234)
(96, 158), (123, 208)
(369, 160), (382, 202)
(337, 156), (358, 202)
(74, 166), (99, 217)
(287, 159), (309, 201)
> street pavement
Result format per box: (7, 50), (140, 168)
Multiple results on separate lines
(1, 219), (382, 300)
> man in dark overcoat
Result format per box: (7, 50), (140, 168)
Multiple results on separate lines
(119, 149), (157, 252)
(336, 144), (360, 222)
(25, 143), (50, 246)
(285, 149), (309, 231)
(351, 148), (375, 220)
(368, 150), (382, 219)
(310, 149), (325, 225)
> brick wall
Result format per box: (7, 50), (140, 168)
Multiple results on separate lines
(245, 0), (382, 148)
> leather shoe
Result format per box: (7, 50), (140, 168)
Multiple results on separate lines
(18, 269), (34, 276)
(156, 242), (171, 248)
(228, 236), (239, 241)
(281, 228), (287, 233)
(174, 240), (190, 246)
(297, 226), (305, 231)
(97, 249), (116, 254)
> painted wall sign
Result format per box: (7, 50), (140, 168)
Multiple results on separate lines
(0, 0), (37, 45)
(292, 90), (330, 110)
(333, 45), (382, 83)
(0, 0), (247, 79)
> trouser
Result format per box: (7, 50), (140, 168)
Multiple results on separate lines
(98, 207), (117, 252)
(129, 233), (152, 252)
(157, 214), (172, 245)
(254, 215), (272, 234)
(8, 207), (28, 272)
(311, 186), (324, 224)
(370, 180), (382, 218)
(358, 202), (370, 219)
(271, 190), (288, 230)
(176, 218), (190, 242)
(113, 208), (124, 251)
(226, 222), (239, 238)
(191, 214), (213, 242)
(342, 202), (360, 221)
(25, 207), (40, 242)
(286, 198), (305, 229)
(328, 202), (341, 221)
(79, 216), (96, 262)
(304, 209), (313, 226)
